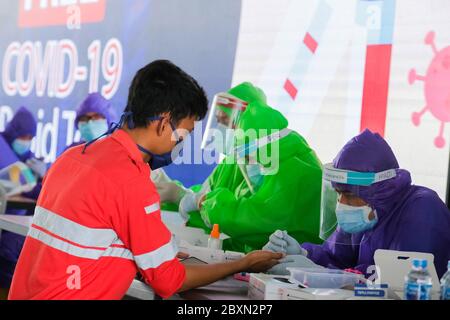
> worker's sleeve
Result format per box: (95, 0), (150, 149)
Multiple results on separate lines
(200, 157), (322, 250)
(389, 195), (450, 278)
(117, 177), (186, 298)
(302, 229), (359, 270)
(22, 181), (42, 200)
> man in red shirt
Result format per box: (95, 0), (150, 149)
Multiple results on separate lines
(8, 60), (281, 300)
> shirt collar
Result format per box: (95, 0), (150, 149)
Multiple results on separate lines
(111, 129), (145, 164)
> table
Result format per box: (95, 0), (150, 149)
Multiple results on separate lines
(0, 214), (32, 236)
(0, 214), (249, 300)
(178, 277), (249, 300)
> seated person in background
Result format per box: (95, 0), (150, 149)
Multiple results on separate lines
(0, 106), (45, 295)
(67, 92), (116, 149)
(264, 129), (450, 278)
(177, 82), (323, 253)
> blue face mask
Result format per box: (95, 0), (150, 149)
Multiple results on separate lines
(78, 119), (108, 142)
(12, 139), (32, 156)
(138, 140), (184, 171)
(137, 119), (184, 171)
(335, 202), (378, 234)
(246, 164), (264, 190)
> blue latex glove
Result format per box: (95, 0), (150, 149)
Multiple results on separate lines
(267, 255), (323, 275)
(263, 230), (308, 255)
(26, 158), (47, 178)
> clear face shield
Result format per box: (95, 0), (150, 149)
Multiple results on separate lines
(320, 163), (397, 245)
(201, 92), (248, 156)
(0, 161), (37, 197)
(235, 128), (292, 194)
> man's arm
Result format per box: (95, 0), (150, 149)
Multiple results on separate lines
(179, 251), (283, 292)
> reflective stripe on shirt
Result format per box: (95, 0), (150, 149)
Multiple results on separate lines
(30, 206), (133, 261)
(144, 202), (160, 215)
(33, 206), (118, 248)
(134, 237), (178, 270)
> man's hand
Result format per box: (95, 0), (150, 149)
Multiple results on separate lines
(179, 251), (283, 292)
(176, 252), (190, 259)
(240, 250), (284, 273)
(267, 255), (323, 275)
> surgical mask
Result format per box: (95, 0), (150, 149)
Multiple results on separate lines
(138, 140), (184, 171)
(12, 139), (31, 156)
(138, 119), (184, 171)
(246, 164), (264, 189)
(335, 202), (378, 234)
(78, 119), (108, 142)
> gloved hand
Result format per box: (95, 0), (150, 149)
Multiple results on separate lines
(26, 158), (47, 178)
(263, 230), (308, 255)
(179, 190), (201, 222)
(267, 255), (323, 275)
(199, 201), (212, 228)
(151, 169), (187, 203)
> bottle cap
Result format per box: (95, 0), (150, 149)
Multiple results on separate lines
(412, 259), (427, 269)
(420, 259), (428, 269)
(210, 224), (220, 239)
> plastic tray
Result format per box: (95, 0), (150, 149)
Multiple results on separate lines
(287, 267), (363, 289)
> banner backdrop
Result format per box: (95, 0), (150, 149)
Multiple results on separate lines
(0, 0), (242, 187)
(232, 0), (449, 201)
(0, 0), (448, 201)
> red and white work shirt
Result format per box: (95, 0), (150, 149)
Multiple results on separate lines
(9, 129), (186, 300)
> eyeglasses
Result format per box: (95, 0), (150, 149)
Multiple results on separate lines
(78, 114), (106, 123)
(147, 116), (190, 145)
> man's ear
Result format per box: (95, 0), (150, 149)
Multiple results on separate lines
(155, 118), (165, 136)
(156, 112), (172, 136)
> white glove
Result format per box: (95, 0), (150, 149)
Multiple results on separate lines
(263, 230), (308, 255)
(179, 190), (202, 222)
(267, 255), (323, 275)
(151, 169), (187, 203)
(26, 158), (47, 178)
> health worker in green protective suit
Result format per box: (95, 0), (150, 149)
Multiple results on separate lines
(160, 82), (323, 253)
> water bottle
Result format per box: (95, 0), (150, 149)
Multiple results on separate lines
(404, 259), (432, 300)
(440, 261), (450, 300)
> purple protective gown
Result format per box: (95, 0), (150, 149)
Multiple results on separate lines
(0, 107), (40, 287)
(74, 92), (116, 129)
(302, 130), (450, 278)
(61, 93), (115, 153)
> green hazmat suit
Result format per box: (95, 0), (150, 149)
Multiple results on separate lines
(186, 82), (323, 253)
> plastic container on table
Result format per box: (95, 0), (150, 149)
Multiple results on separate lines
(287, 267), (363, 289)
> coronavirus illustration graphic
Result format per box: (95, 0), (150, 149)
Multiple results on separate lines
(409, 31), (450, 149)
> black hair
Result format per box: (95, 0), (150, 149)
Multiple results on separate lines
(125, 60), (208, 127)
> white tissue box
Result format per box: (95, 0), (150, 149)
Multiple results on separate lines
(248, 273), (298, 300)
